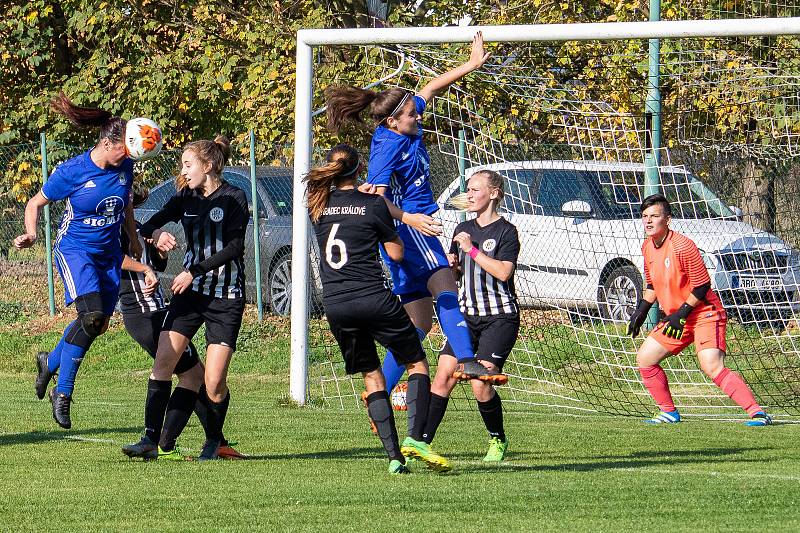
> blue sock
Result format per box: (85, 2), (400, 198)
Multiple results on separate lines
(48, 323), (74, 373)
(56, 341), (88, 396)
(383, 328), (426, 392)
(435, 291), (474, 363)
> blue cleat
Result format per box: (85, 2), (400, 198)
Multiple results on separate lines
(744, 411), (773, 427)
(644, 410), (681, 424)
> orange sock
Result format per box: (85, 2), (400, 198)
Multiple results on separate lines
(712, 367), (762, 417)
(639, 365), (676, 412)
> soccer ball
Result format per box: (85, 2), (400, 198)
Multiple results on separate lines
(390, 382), (408, 411)
(125, 117), (163, 161)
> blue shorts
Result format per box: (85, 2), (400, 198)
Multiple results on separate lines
(54, 243), (122, 315)
(381, 224), (449, 301)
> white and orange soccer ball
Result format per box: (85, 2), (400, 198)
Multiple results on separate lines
(391, 382), (408, 411)
(125, 117), (163, 161)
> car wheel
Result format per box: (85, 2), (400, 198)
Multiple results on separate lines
(268, 253), (292, 316)
(600, 265), (643, 323)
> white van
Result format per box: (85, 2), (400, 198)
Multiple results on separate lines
(436, 160), (800, 325)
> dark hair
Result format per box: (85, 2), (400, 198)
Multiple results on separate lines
(303, 144), (361, 223)
(178, 135), (231, 190)
(640, 193), (672, 216)
(325, 86), (413, 133)
(131, 185), (149, 208)
(50, 91), (126, 143)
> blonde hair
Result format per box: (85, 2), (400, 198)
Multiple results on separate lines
(447, 170), (505, 212)
(303, 144), (361, 223)
(176, 135), (231, 190)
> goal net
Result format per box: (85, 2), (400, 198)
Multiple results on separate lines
(291, 17), (800, 420)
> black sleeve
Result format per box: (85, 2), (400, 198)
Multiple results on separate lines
(148, 242), (168, 272)
(140, 193), (183, 238)
(495, 223), (521, 264)
(188, 191), (249, 277)
(373, 197), (398, 243)
(691, 281), (711, 301)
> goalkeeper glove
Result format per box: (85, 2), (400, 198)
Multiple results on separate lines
(661, 303), (693, 340)
(627, 299), (653, 338)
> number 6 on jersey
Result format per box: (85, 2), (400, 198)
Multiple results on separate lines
(325, 223), (348, 270)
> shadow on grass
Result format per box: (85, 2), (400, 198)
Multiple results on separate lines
(0, 427), (141, 447)
(448, 446), (772, 475)
(243, 446), (389, 461)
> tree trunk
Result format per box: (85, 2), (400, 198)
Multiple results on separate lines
(741, 159), (775, 233)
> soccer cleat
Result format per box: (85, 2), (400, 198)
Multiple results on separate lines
(643, 410), (682, 424)
(198, 439), (221, 461)
(483, 437), (509, 462)
(388, 459), (411, 474)
(217, 444), (246, 460)
(49, 388), (72, 429)
(452, 360), (509, 385)
(400, 437), (452, 472)
(121, 436), (159, 460)
(158, 446), (188, 461)
(35, 351), (55, 400)
(361, 391), (378, 435)
(744, 411), (773, 427)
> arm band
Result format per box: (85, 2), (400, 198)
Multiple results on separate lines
(691, 282), (711, 300)
(468, 247), (479, 260)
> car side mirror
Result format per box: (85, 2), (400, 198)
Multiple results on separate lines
(561, 200), (593, 218)
(729, 205), (743, 221)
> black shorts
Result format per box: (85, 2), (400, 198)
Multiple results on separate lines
(162, 291), (245, 351)
(121, 309), (200, 375)
(441, 312), (520, 371)
(324, 290), (426, 375)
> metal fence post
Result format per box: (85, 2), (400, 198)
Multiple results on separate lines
(40, 133), (55, 316)
(249, 129), (264, 320)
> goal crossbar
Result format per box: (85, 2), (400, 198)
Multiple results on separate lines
(290, 17), (800, 405)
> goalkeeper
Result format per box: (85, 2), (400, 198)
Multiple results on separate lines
(628, 194), (772, 426)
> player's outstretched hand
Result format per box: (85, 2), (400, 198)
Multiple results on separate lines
(405, 213), (442, 236)
(358, 182), (378, 195)
(468, 32), (491, 71)
(171, 270), (193, 295)
(153, 229), (177, 252)
(142, 268), (160, 297)
(13, 233), (36, 249)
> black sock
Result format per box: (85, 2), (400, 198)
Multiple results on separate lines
(422, 393), (449, 444)
(144, 379), (171, 443)
(159, 387), (199, 451)
(477, 391), (505, 442)
(206, 391), (230, 442)
(366, 390), (403, 462)
(194, 384), (212, 440)
(406, 373), (431, 441)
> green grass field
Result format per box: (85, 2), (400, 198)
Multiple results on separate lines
(2, 312), (800, 532)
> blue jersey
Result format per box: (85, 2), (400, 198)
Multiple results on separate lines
(43, 150), (133, 254)
(367, 95), (437, 216)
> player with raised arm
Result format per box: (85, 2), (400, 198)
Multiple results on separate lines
(16, 92), (139, 429)
(325, 33), (505, 412)
(122, 136), (249, 461)
(628, 194), (772, 426)
(306, 144), (451, 473)
(420, 170), (520, 461)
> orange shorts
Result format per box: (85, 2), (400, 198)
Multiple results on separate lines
(649, 309), (727, 354)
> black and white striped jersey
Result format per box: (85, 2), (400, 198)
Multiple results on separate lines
(450, 217), (520, 316)
(141, 181), (248, 299)
(119, 223), (167, 313)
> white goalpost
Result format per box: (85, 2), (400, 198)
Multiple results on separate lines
(290, 17), (800, 414)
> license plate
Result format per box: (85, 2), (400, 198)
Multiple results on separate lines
(738, 277), (783, 290)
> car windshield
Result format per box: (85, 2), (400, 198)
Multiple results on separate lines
(258, 174), (293, 216)
(475, 166), (735, 220)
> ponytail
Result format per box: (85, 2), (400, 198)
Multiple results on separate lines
(304, 144), (361, 222)
(50, 91), (125, 143)
(447, 170), (506, 213)
(178, 135), (231, 191)
(325, 86), (413, 133)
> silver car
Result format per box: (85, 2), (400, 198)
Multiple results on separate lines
(135, 166), (322, 315)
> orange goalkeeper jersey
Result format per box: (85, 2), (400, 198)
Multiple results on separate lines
(642, 230), (722, 316)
